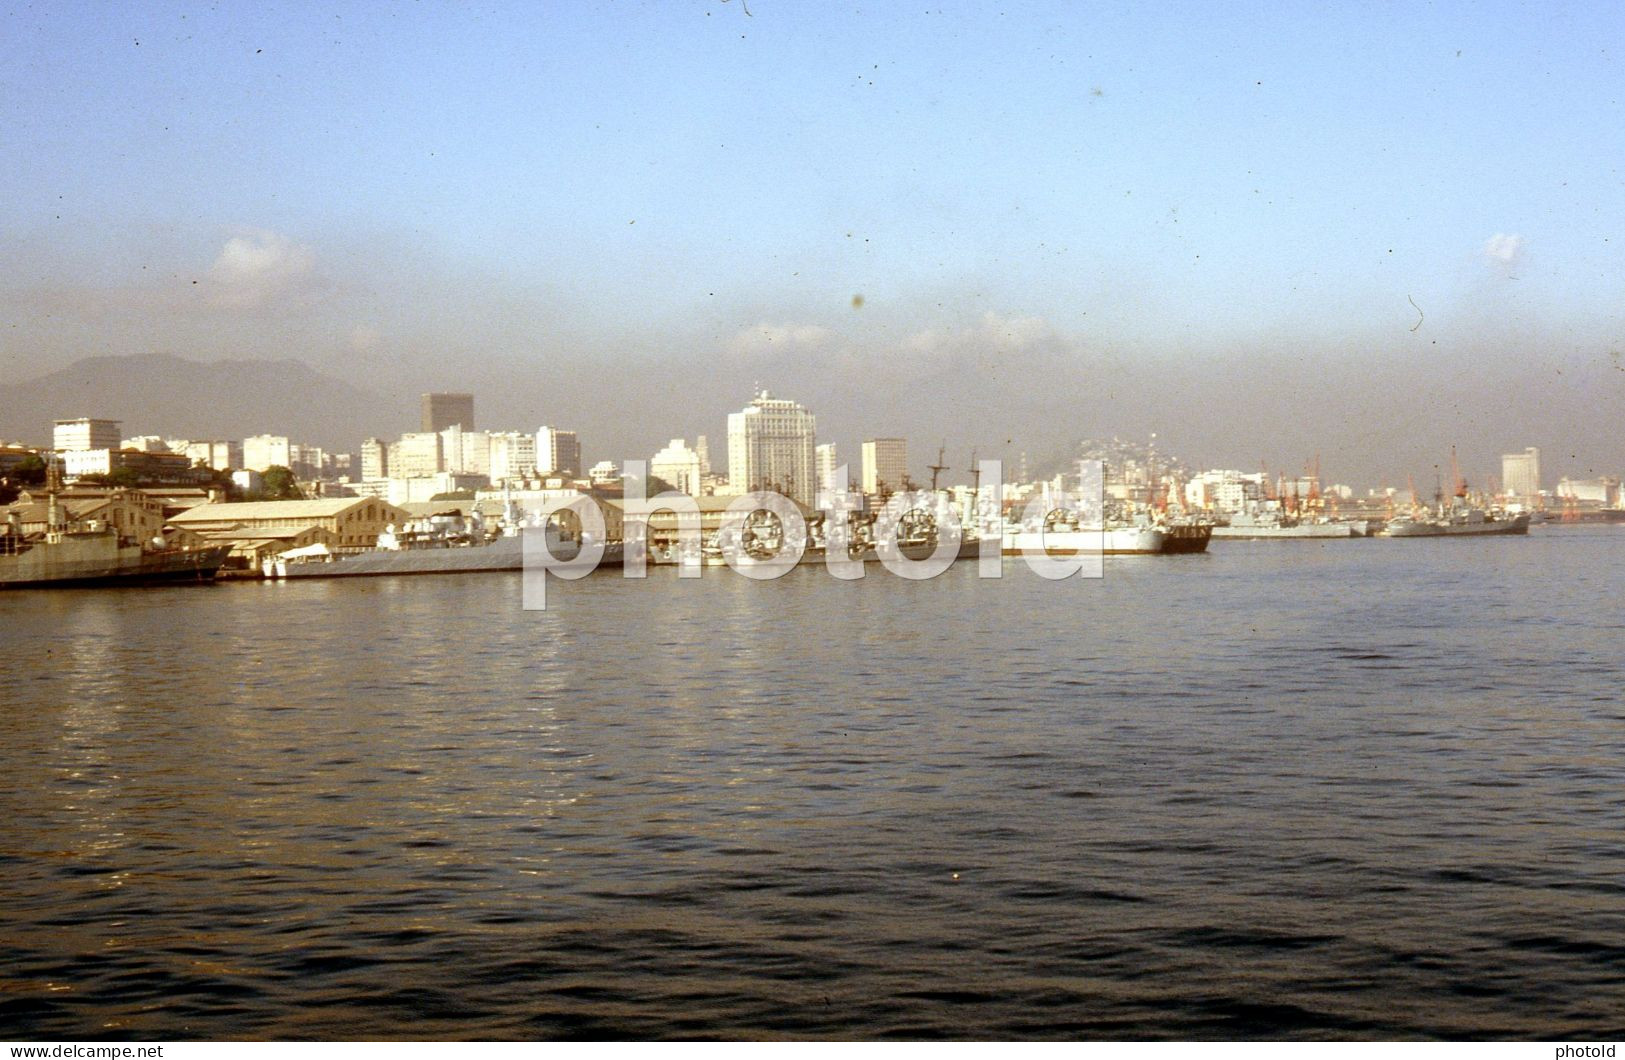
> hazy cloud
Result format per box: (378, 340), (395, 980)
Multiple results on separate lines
(1483, 232), (1525, 270)
(904, 311), (1056, 358)
(206, 229), (317, 308)
(727, 323), (835, 358)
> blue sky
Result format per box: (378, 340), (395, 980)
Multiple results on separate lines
(3, 2), (1622, 482)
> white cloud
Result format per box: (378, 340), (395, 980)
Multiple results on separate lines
(727, 323), (834, 357)
(904, 311), (1054, 358)
(1484, 232), (1525, 267)
(206, 229), (316, 307)
(978, 310), (1050, 349)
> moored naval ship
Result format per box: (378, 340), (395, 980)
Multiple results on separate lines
(275, 521), (624, 578)
(1, 491), (228, 590)
(1381, 450), (1532, 538)
(1381, 505), (1531, 537)
(1211, 509), (1363, 539)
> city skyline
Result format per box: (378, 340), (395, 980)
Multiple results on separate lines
(27, 384), (1618, 509)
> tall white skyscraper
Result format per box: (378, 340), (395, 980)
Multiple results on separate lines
(438, 425), (466, 474)
(487, 431), (538, 483)
(1502, 447), (1541, 499)
(457, 431), (492, 477)
(360, 438), (389, 480)
(726, 390), (817, 506)
(861, 438), (908, 496)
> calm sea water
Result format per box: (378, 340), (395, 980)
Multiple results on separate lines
(3, 528), (1623, 1040)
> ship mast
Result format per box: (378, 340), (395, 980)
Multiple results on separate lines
(967, 448), (981, 535)
(928, 444), (949, 494)
(44, 449), (66, 541)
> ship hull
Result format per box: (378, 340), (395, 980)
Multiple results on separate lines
(1001, 527), (1167, 555)
(0, 536), (229, 589)
(1211, 523), (1356, 539)
(1160, 524), (1213, 553)
(686, 537), (983, 568)
(279, 535), (626, 578)
(1382, 514), (1531, 537)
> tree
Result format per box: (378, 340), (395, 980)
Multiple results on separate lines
(260, 466), (304, 500)
(13, 454), (47, 485)
(1, 455), (48, 506)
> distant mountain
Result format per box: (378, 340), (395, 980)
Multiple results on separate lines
(0, 354), (396, 451)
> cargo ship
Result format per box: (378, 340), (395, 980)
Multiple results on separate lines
(1002, 525), (1166, 555)
(1001, 517), (1211, 556)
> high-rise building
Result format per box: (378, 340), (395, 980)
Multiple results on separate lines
(287, 443), (328, 479)
(487, 431), (538, 483)
(181, 440), (240, 472)
(242, 434), (293, 472)
(861, 437), (908, 496)
(421, 393), (475, 433)
(650, 438), (703, 495)
(1184, 469), (1267, 512)
(53, 418), (122, 452)
(438, 425), (492, 477)
(695, 435), (711, 476)
(360, 438), (389, 480)
(393, 432), (443, 478)
(727, 390), (817, 506)
(536, 426), (581, 477)
(816, 443), (840, 492)
(1502, 447), (1541, 499)
(445, 429), (490, 477)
